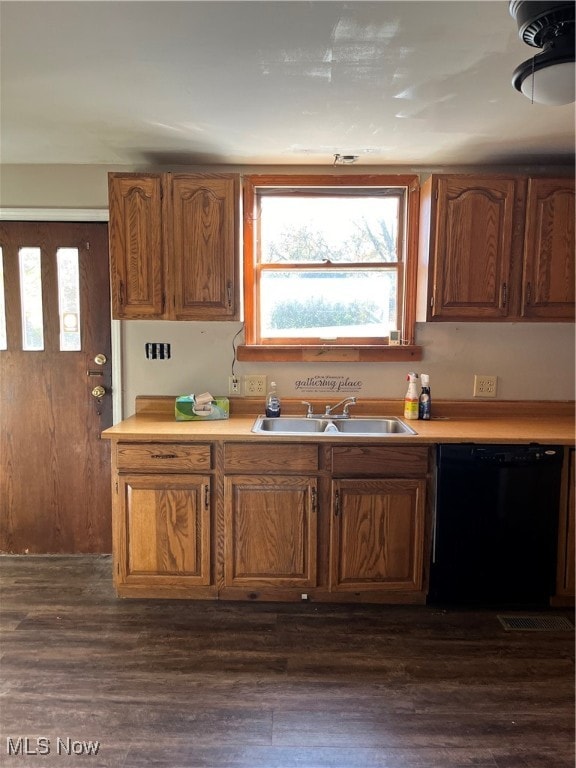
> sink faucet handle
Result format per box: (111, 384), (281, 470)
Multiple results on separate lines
(301, 401), (315, 417)
(342, 396), (357, 416)
(325, 396), (358, 417)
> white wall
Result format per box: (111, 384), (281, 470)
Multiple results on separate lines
(121, 319), (575, 415)
(2, 164), (574, 416)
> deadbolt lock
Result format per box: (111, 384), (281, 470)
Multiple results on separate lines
(94, 353), (107, 365)
(91, 385), (106, 399)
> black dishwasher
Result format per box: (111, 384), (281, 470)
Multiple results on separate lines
(428, 444), (563, 607)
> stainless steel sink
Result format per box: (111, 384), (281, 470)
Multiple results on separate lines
(251, 416), (417, 436)
(333, 418), (417, 434)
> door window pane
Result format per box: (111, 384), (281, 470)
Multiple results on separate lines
(0, 249), (6, 350)
(57, 248), (81, 351)
(19, 247), (44, 351)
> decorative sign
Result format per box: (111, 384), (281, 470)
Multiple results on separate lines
(294, 375), (363, 394)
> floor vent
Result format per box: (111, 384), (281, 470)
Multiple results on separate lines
(498, 615), (574, 632)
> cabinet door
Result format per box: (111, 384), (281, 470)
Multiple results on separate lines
(117, 474), (211, 586)
(556, 450), (575, 599)
(224, 475), (317, 588)
(522, 178), (575, 320)
(171, 174), (239, 320)
(108, 173), (165, 319)
(330, 478), (425, 592)
(431, 177), (516, 319)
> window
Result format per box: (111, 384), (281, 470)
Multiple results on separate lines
(56, 247), (81, 351)
(0, 249), (6, 351)
(19, 247), (44, 351)
(242, 174), (421, 362)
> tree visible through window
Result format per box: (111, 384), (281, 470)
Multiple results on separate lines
(243, 175), (419, 350)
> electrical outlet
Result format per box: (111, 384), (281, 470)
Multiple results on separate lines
(228, 376), (241, 395)
(244, 374), (267, 397)
(473, 374), (497, 398)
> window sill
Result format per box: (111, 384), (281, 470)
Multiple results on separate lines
(237, 345), (423, 363)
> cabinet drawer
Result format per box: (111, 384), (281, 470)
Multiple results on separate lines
(116, 443), (212, 472)
(331, 446), (429, 476)
(224, 443), (318, 472)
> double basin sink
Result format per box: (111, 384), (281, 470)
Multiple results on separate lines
(252, 416), (417, 436)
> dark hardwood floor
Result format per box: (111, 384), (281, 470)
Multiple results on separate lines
(0, 555), (573, 768)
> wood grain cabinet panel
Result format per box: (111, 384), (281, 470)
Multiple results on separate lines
(172, 174), (238, 319)
(429, 177), (516, 320)
(224, 475), (318, 589)
(418, 174), (575, 322)
(522, 178), (575, 319)
(119, 474), (211, 586)
(116, 442), (212, 473)
(224, 442), (318, 472)
(555, 449), (575, 602)
(108, 172), (239, 320)
(331, 445), (429, 476)
(108, 174), (165, 318)
(330, 478), (426, 593)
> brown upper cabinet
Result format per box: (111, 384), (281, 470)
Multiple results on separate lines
(108, 172), (240, 320)
(417, 175), (575, 322)
(522, 178), (575, 319)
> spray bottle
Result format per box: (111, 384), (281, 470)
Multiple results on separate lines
(404, 372), (420, 421)
(419, 374), (431, 420)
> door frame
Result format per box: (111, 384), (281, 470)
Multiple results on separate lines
(0, 208), (122, 422)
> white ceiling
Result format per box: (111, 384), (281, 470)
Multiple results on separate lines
(1, 0), (574, 168)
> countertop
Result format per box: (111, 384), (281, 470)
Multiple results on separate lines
(102, 399), (575, 445)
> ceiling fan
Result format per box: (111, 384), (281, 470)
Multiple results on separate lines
(509, 0), (575, 105)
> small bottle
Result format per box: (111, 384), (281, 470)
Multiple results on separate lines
(265, 381), (281, 418)
(419, 374), (431, 420)
(404, 372), (419, 421)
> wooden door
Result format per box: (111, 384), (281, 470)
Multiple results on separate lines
(522, 178), (575, 320)
(431, 177), (516, 319)
(224, 475), (317, 588)
(0, 221), (112, 553)
(117, 474), (212, 586)
(171, 174), (239, 320)
(108, 173), (165, 319)
(330, 478), (425, 592)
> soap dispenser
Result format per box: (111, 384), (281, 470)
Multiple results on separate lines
(419, 374), (431, 420)
(265, 381), (281, 417)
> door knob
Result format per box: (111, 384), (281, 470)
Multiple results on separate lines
(91, 385), (106, 399)
(94, 353), (107, 365)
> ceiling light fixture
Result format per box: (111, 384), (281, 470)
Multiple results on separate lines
(509, 1), (575, 105)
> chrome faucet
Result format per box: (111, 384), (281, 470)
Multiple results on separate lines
(324, 396), (357, 418)
(302, 401), (316, 418)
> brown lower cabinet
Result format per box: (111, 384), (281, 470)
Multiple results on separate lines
(112, 442), (217, 598)
(330, 478), (426, 593)
(553, 448), (575, 605)
(223, 474), (318, 590)
(112, 439), (431, 603)
(117, 473), (213, 591)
